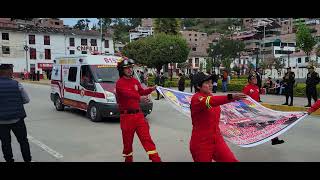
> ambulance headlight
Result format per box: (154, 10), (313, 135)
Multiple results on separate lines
(105, 91), (117, 103)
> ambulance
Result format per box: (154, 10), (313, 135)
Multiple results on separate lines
(50, 54), (153, 122)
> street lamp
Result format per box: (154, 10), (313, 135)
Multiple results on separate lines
(254, 47), (259, 71)
(170, 46), (173, 81)
(24, 45), (29, 73)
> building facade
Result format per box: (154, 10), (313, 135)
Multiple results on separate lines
(0, 21), (114, 78)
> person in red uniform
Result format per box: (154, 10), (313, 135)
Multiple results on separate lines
(243, 74), (285, 145)
(308, 100), (320, 114)
(190, 72), (246, 162)
(116, 58), (161, 162)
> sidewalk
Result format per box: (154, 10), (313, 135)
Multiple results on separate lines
(17, 78), (51, 86)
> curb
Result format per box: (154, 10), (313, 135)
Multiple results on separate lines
(19, 80), (50, 86)
(261, 103), (320, 116)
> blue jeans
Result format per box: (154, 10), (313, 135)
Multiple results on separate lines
(222, 81), (227, 92)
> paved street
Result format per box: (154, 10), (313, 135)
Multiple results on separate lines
(1, 83), (320, 162)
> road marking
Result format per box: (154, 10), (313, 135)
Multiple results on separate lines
(27, 134), (64, 159)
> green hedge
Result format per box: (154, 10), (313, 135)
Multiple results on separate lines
(147, 75), (320, 97)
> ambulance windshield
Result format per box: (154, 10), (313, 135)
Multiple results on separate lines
(90, 65), (119, 83)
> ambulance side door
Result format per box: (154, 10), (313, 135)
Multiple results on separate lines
(79, 65), (95, 105)
(63, 65), (81, 106)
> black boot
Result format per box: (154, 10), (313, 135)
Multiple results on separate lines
(271, 138), (285, 145)
(282, 102), (288, 105)
(305, 104), (311, 107)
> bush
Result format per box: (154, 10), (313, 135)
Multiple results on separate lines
(293, 83), (320, 97)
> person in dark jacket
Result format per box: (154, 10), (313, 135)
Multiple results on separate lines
(0, 64), (32, 162)
(211, 71), (218, 93)
(189, 71), (194, 93)
(178, 73), (185, 92)
(282, 67), (295, 106)
(305, 66), (320, 107)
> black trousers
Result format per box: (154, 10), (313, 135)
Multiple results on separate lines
(190, 83), (193, 93)
(306, 86), (318, 105)
(0, 119), (31, 162)
(285, 86), (294, 104)
(212, 86), (217, 93)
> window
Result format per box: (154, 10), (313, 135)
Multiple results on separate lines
(45, 49), (51, 59)
(288, 43), (295, 47)
(297, 58), (301, 63)
(69, 38), (75, 47)
(189, 38), (191, 41)
(81, 39), (87, 46)
(195, 58), (199, 67)
(189, 59), (192, 64)
(80, 65), (94, 89)
(2, 33), (9, 40)
(90, 39), (97, 46)
(44, 35), (50, 45)
(104, 40), (109, 48)
(305, 57), (309, 62)
(264, 42), (272, 47)
(29, 48), (36, 59)
(194, 34), (197, 37)
(202, 33), (205, 36)
(29, 35), (35, 44)
(273, 41), (280, 46)
(70, 50), (75, 54)
(195, 38), (198, 41)
(189, 34), (191, 36)
(68, 67), (77, 82)
(55, 22), (59, 25)
(275, 50), (281, 54)
(281, 43), (288, 47)
(2, 46), (10, 54)
(82, 51), (87, 54)
(192, 47), (197, 51)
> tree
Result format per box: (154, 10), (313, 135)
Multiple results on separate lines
(208, 38), (244, 72)
(85, 19), (90, 30)
(91, 24), (97, 30)
(296, 23), (317, 61)
(208, 43), (222, 72)
(128, 18), (142, 28)
(73, 19), (87, 30)
(153, 18), (181, 35)
(97, 18), (112, 30)
(122, 33), (190, 73)
(181, 18), (199, 28)
(205, 58), (213, 73)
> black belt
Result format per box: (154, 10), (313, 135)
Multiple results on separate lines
(120, 109), (142, 114)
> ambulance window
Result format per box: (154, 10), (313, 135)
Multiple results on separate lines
(68, 67), (77, 82)
(81, 65), (94, 89)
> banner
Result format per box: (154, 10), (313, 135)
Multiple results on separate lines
(157, 86), (308, 148)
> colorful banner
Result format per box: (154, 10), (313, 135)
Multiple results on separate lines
(157, 86), (308, 148)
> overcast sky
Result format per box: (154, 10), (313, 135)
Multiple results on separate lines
(61, 18), (99, 28)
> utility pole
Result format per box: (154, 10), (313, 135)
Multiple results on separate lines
(100, 18), (103, 53)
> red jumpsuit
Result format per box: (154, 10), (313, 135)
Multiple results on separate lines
(190, 92), (238, 162)
(308, 100), (320, 114)
(116, 77), (161, 162)
(243, 84), (260, 101)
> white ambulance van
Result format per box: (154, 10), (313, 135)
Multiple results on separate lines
(50, 54), (153, 122)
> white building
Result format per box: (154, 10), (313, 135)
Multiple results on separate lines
(0, 24), (114, 78)
(129, 26), (153, 42)
(284, 50), (320, 68)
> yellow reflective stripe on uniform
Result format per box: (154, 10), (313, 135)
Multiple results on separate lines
(147, 150), (158, 155)
(122, 152), (133, 157)
(206, 96), (212, 109)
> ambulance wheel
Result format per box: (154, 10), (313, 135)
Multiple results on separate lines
(87, 103), (102, 122)
(54, 95), (64, 111)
